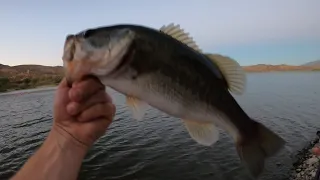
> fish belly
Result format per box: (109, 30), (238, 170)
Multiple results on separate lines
(101, 77), (196, 119)
(101, 76), (235, 128)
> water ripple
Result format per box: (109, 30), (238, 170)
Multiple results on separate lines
(0, 72), (320, 180)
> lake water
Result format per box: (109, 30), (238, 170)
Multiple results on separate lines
(0, 72), (319, 180)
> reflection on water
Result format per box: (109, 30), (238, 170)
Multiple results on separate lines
(0, 72), (320, 180)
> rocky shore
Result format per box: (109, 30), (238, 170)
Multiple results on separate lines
(289, 132), (320, 180)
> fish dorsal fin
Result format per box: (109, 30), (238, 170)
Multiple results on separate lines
(182, 119), (220, 146)
(160, 23), (202, 52)
(205, 53), (246, 95)
(126, 96), (148, 120)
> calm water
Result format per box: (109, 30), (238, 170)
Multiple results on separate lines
(0, 72), (320, 180)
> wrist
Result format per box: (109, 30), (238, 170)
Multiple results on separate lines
(49, 125), (89, 156)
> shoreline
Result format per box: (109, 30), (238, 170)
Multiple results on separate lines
(289, 132), (320, 180)
(0, 85), (57, 95)
(244, 70), (320, 73)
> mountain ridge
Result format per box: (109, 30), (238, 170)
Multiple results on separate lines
(302, 60), (320, 66)
(0, 63), (64, 92)
(1, 61), (320, 92)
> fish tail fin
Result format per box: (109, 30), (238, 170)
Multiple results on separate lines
(236, 120), (285, 178)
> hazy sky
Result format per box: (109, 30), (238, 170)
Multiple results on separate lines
(0, 0), (319, 66)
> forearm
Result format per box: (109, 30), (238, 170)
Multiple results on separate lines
(11, 125), (88, 180)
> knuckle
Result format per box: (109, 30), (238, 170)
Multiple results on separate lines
(87, 78), (102, 88)
(91, 94), (106, 105)
(97, 103), (106, 112)
(97, 90), (107, 99)
(78, 78), (95, 90)
(105, 104), (115, 117)
(87, 78), (97, 86)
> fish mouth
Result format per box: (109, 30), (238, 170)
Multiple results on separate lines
(63, 35), (96, 87)
(64, 41), (134, 86)
(64, 59), (94, 87)
(67, 74), (102, 87)
(63, 29), (135, 86)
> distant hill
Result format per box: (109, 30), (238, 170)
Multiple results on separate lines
(0, 64), (9, 69)
(1, 61), (320, 92)
(0, 64), (63, 76)
(302, 60), (320, 67)
(243, 64), (320, 72)
(0, 64), (64, 92)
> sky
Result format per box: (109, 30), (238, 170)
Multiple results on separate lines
(0, 0), (319, 66)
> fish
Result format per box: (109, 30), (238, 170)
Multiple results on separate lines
(62, 23), (286, 178)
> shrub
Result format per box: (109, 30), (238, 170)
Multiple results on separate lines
(31, 78), (38, 84)
(0, 77), (9, 85)
(54, 76), (62, 84)
(23, 78), (31, 84)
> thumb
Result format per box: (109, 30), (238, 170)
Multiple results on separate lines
(58, 78), (70, 89)
(54, 78), (70, 106)
(56, 78), (71, 96)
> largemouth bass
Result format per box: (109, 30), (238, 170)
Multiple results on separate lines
(62, 23), (285, 178)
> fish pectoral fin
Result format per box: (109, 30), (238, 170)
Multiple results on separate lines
(126, 96), (148, 121)
(160, 23), (202, 52)
(205, 53), (246, 95)
(182, 119), (220, 146)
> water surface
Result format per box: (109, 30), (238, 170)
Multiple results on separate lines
(0, 72), (320, 180)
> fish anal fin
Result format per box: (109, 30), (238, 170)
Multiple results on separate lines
(182, 119), (220, 146)
(205, 53), (246, 95)
(126, 96), (148, 121)
(160, 23), (202, 52)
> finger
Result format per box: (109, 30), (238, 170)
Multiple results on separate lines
(78, 103), (115, 122)
(54, 78), (71, 107)
(66, 90), (110, 116)
(57, 78), (71, 90)
(69, 77), (105, 102)
(312, 147), (320, 156)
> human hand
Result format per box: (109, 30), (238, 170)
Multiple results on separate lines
(52, 76), (115, 150)
(312, 146), (320, 156)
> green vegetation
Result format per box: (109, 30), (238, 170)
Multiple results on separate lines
(0, 61), (319, 93)
(0, 63), (64, 93)
(0, 75), (63, 93)
(0, 77), (10, 92)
